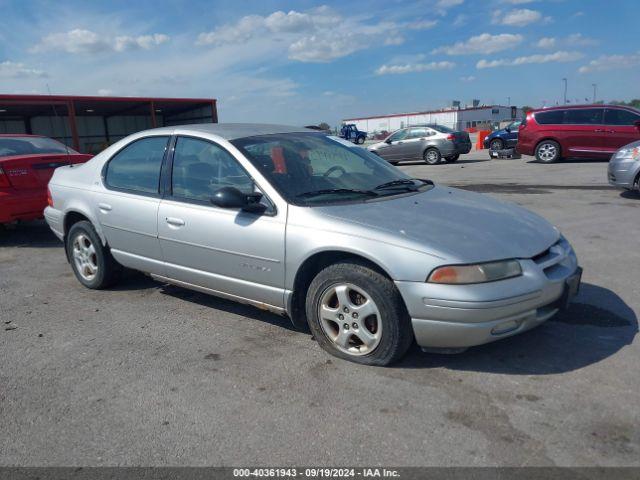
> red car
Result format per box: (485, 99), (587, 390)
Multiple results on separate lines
(517, 104), (640, 163)
(0, 135), (91, 224)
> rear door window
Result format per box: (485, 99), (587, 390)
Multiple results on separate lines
(407, 128), (428, 139)
(604, 108), (640, 126)
(534, 110), (565, 125)
(105, 136), (168, 195)
(564, 108), (603, 125)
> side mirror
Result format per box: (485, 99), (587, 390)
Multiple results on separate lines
(505, 127), (511, 133)
(211, 186), (266, 213)
(634, 120), (640, 132)
(384, 138), (392, 144)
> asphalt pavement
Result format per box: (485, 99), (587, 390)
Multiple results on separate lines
(0, 151), (638, 466)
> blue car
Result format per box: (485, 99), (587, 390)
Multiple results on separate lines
(483, 120), (521, 151)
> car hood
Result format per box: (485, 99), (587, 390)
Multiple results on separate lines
(488, 129), (507, 139)
(312, 185), (559, 263)
(367, 141), (387, 150)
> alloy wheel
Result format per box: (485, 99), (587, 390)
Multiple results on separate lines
(317, 283), (382, 356)
(538, 143), (557, 161)
(72, 233), (98, 281)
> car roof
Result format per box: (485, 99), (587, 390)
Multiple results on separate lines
(144, 123), (316, 141)
(531, 104), (639, 113)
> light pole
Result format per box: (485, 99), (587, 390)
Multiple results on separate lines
(592, 83), (597, 103)
(562, 78), (567, 105)
(507, 96), (511, 106)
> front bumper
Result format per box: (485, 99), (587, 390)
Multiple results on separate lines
(607, 159), (639, 189)
(396, 238), (580, 348)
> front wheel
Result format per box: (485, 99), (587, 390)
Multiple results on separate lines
(356, 136), (365, 145)
(535, 140), (561, 163)
(445, 154), (459, 163)
(66, 221), (122, 289)
(424, 148), (441, 165)
(306, 261), (413, 366)
(489, 138), (504, 151)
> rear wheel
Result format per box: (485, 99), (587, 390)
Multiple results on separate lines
(66, 221), (121, 289)
(424, 148), (441, 165)
(445, 154), (459, 163)
(306, 261), (413, 366)
(535, 140), (561, 163)
(489, 138), (504, 151)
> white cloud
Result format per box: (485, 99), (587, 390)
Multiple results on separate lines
(477, 50), (584, 68)
(566, 33), (598, 46)
(31, 29), (170, 54)
(498, 8), (543, 26)
(433, 33), (523, 55)
(375, 61), (455, 75)
(536, 37), (556, 48)
(452, 14), (468, 27)
(459, 75), (476, 82)
(578, 51), (640, 73)
(0, 61), (47, 78)
(436, 0), (464, 14)
(406, 19), (438, 30)
(197, 6), (418, 63)
(537, 34), (597, 49)
(114, 34), (169, 52)
(97, 88), (114, 96)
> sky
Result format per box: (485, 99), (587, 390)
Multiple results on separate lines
(0, 0), (639, 126)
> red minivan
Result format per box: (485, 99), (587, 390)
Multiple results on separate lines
(517, 104), (640, 163)
(0, 135), (92, 224)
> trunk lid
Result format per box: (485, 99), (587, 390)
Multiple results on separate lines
(0, 153), (91, 189)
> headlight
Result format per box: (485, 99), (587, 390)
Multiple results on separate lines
(427, 260), (522, 284)
(615, 146), (640, 160)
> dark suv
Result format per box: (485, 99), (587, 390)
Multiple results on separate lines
(517, 105), (640, 163)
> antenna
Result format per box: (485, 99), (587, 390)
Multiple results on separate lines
(46, 84), (72, 164)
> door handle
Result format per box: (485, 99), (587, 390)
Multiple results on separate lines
(165, 217), (185, 227)
(594, 129), (604, 133)
(98, 203), (112, 212)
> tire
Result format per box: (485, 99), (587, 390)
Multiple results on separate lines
(305, 260), (413, 366)
(535, 140), (561, 163)
(356, 136), (365, 145)
(489, 138), (504, 151)
(445, 154), (460, 163)
(66, 220), (122, 289)
(424, 148), (441, 165)
(389, 160), (399, 166)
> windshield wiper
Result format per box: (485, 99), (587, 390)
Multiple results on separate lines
(374, 178), (425, 191)
(296, 188), (378, 199)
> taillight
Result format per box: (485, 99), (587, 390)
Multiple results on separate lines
(446, 134), (455, 141)
(0, 167), (11, 188)
(47, 187), (54, 207)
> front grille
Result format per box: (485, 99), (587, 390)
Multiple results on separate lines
(531, 239), (569, 279)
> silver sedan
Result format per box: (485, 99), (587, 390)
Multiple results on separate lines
(45, 124), (581, 365)
(608, 139), (640, 193)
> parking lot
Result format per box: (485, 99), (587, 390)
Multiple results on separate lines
(1, 150), (638, 466)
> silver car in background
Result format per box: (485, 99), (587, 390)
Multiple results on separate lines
(367, 124), (472, 165)
(608, 139), (640, 193)
(45, 124), (581, 366)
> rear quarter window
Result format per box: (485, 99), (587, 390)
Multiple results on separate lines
(534, 110), (565, 125)
(104, 136), (169, 195)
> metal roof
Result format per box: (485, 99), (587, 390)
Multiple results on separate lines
(343, 105), (514, 122)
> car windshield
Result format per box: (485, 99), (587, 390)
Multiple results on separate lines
(232, 133), (432, 206)
(0, 137), (76, 157)
(507, 121), (521, 130)
(426, 124), (455, 134)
